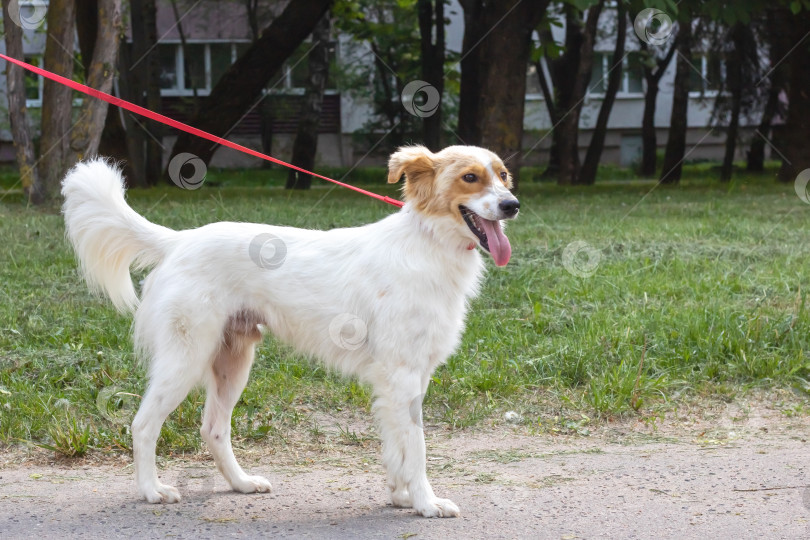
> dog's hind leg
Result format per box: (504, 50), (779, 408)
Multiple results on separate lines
(200, 319), (272, 495)
(372, 369), (460, 518)
(132, 361), (201, 504)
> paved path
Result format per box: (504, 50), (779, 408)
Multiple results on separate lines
(1, 402), (809, 539)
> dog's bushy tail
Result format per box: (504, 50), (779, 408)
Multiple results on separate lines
(62, 159), (177, 313)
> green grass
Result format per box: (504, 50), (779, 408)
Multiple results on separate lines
(1, 163), (809, 456)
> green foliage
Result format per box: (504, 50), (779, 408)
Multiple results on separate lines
(333, 0), (461, 149)
(333, 0), (422, 143)
(789, 0), (810, 14)
(1, 163), (809, 456)
(38, 413), (92, 457)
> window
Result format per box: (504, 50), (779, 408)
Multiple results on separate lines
(157, 40), (337, 96)
(689, 53), (723, 94)
(210, 43), (233, 88)
(625, 52), (644, 94)
(183, 43), (206, 91)
(158, 45), (178, 90)
(587, 52), (646, 96)
(269, 40), (338, 93)
(158, 42), (248, 96)
(24, 56), (43, 106)
(590, 54), (607, 94)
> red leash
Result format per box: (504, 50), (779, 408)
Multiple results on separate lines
(0, 53), (404, 208)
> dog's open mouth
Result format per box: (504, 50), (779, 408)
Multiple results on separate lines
(459, 206), (512, 267)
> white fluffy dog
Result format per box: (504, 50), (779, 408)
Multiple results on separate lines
(61, 145), (519, 518)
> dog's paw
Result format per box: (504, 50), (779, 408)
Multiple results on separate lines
(232, 474), (272, 494)
(415, 497), (460, 518)
(391, 489), (412, 508)
(142, 482), (181, 504)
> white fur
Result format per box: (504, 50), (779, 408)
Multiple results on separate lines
(61, 149), (515, 518)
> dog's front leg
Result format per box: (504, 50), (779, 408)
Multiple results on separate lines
(372, 371), (459, 518)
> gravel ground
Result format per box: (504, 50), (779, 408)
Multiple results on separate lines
(1, 398), (809, 539)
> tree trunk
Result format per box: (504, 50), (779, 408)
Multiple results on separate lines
(747, 7), (788, 172)
(457, 0), (484, 144)
(638, 38), (677, 177)
(141, 0), (163, 183)
(259, 96), (276, 169)
(720, 92), (741, 182)
(247, 2), (275, 169)
(169, 0), (333, 167)
(640, 81), (659, 176)
(777, 10), (810, 182)
(127, 0), (162, 184)
(114, 42), (147, 187)
(69, 0), (122, 164)
(39, 0), (76, 199)
(244, 0), (260, 41)
(660, 21), (693, 185)
(75, 0), (97, 72)
(719, 23), (746, 182)
(2, 0), (44, 203)
(557, 1), (603, 186)
(457, 0), (549, 189)
(286, 14), (331, 190)
(747, 78), (779, 172)
(772, 7), (810, 182)
(535, 11), (585, 181)
(533, 57), (560, 179)
(418, 0), (445, 151)
(578, 3), (626, 185)
(79, 2), (131, 183)
(369, 40), (399, 132)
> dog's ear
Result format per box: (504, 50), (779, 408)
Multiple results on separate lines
(387, 146), (435, 184)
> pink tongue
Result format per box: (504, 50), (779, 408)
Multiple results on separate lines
(478, 218), (512, 266)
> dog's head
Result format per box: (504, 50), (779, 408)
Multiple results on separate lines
(387, 145), (520, 266)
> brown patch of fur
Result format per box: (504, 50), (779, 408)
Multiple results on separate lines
(213, 310), (264, 399)
(224, 309), (264, 341)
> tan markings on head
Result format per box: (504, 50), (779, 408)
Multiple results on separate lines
(387, 145), (512, 221)
(387, 145), (437, 212)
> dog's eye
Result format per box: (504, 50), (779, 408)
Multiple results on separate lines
(500, 171), (508, 181)
(462, 173), (478, 183)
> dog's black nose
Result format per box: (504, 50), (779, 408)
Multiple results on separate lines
(499, 199), (520, 217)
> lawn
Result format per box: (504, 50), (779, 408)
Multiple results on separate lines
(1, 164), (809, 456)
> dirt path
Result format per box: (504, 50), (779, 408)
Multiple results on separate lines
(1, 399), (809, 539)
